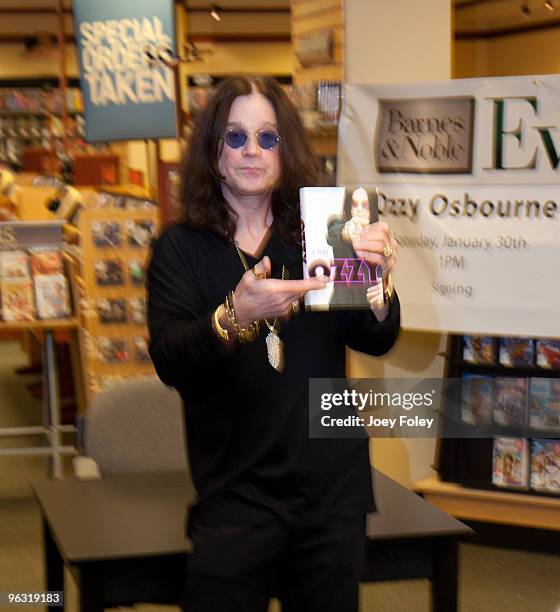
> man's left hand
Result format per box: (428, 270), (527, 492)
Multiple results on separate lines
(352, 221), (398, 280)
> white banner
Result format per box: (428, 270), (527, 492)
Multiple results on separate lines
(338, 75), (560, 337)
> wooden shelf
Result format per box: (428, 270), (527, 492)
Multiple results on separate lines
(415, 477), (560, 531)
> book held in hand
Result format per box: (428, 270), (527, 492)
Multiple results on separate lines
(300, 186), (381, 310)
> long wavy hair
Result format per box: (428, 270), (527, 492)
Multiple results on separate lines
(178, 76), (319, 246)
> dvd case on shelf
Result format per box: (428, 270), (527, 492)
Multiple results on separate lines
(29, 248), (63, 276)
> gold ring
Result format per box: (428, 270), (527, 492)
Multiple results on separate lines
(383, 243), (393, 258)
(292, 300), (300, 314)
(252, 266), (266, 280)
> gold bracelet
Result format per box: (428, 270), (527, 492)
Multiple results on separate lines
(383, 273), (394, 305)
(225, 292), (259, 343)
(212, 304), (230, 343)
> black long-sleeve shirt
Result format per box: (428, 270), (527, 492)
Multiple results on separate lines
(147, 221), (400, 525)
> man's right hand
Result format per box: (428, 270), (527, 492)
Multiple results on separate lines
(233, 256), (327, 327)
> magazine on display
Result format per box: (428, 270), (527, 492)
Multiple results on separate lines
(461, 374), (493, 426)
(492, 437), (529, 488)
(1, 277), (35, 321)
(463, 335), (496, 364)
(529, 378), (560, 430)
(29, 248), (63, 275)
(536, 339), (560, 369)
(530, 439), (560, 493)
(0, 250), (30, 278)
(493, 377), (528, 427)
(300, 186), (381, 310)
(499, 337), (534, 368)
(34, 274), (70, 319)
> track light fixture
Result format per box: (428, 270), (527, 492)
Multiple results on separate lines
(521, 2), (531, 16)
(545, 0), (555, 11)
(210, 4), (221, 22)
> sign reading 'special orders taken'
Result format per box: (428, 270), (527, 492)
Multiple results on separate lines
(73, 0), (177, 142)
(338, 75), (560, 338)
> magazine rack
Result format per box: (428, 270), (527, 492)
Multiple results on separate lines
(0, 221), (81, 478)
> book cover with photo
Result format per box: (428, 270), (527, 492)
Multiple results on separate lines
(499, 337), (534, 368)
(1, 277), (35, 320)
(492, 437), (529, 488)
(461, 374), (493, 426)
(300, 186), (381, 310)
(29, 248), (63, 275)
(530, 439), (560, 493)
(493, 377), (528, 427)
(34, 274), (70, 319)
(463, 335), (496, 364)
(529, 377), (560, 430)
(536, 339), (560, 370)
(0, 250), (30, 278)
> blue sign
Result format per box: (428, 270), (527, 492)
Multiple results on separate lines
(73, 0), (177, 142)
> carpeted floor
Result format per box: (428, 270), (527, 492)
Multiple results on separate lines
(1, 340), (559, 612)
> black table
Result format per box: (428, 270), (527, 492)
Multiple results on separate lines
(32, 469), (471, 612)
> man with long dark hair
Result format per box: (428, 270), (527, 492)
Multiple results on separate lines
(148, 75), (400, 612)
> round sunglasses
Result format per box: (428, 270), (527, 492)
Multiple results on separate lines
(224, 129), (281, 150)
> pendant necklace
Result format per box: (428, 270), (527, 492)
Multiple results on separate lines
(234, 242), (286, 372)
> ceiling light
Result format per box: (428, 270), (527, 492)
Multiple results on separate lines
(210, 5), (221, 21)
(545, 0), (555, 10)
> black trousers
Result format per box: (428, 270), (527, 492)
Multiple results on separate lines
(182, 514), (366, 612)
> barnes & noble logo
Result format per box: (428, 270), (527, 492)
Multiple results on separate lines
(375, 96), (475, 174)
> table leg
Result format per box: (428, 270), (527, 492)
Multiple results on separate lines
(43, 519), (63, 612)
(78, 564), (105, 612)
(431, 537), (458, 612)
